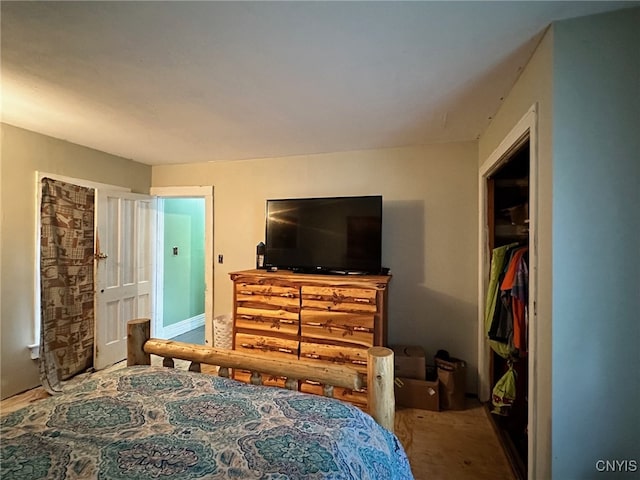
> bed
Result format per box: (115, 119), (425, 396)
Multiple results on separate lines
(1, 319), (413, 479)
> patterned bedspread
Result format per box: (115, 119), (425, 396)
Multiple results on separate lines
(1, 366), (413, 479)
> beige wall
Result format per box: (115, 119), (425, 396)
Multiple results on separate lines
(153, 142), (480, 390)
(0, 123), (151, 399)
(478, 29), (553, 479)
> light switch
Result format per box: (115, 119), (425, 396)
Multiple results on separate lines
(173, 246), (178, 256)
(218, 254), (223, 264)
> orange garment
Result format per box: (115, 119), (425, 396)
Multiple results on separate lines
(500, 247), (528, 352)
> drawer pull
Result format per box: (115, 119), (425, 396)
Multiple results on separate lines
(270, 318), (296, 330)
(353, 326), (372, 332)
(306, 322), (322, 327)
(354, 298), (371, 304)
(351, 360), (367, 366)
(304, 353), (320, 359)
(278, 348), (293, 354)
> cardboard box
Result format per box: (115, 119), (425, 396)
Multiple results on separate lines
(435, 357), (467, 410)
(391, 345), (426, 380)
(394, 377), (439, 411)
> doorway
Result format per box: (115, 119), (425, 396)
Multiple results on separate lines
(34, 173), (153, 377)
(150, 186), (214, 346)
(34, 179), (214, 376)
(478, 104), (539, 479)
(155, 197), (205, 343)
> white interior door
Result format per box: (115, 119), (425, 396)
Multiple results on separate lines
(94, 190), (155, 369)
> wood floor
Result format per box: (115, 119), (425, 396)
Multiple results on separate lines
(1, 375), (514, 480)
(395, 401), (515, 479)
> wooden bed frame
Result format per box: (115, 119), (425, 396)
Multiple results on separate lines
(127, 318), (396, 432)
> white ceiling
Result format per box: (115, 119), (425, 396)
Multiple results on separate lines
(1, 1), (635, 166)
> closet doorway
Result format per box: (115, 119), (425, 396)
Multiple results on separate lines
(478, 105), (538, 480)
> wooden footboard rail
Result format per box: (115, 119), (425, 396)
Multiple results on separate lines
(127, 318), (395, 432)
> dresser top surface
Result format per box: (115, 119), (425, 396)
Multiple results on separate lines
(229, 269), (392, 287)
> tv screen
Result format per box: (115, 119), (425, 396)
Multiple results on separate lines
(264, 195), (382, 274)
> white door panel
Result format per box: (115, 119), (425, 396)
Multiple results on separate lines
(95, 191), (155, 369)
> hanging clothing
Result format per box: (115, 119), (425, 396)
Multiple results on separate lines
(510, 250), (529, 352)
(488, 245), (518, 344)
(488, 245), (515, 345)
(499, 247), (528, 353)
(488, 288), (513, 344)
(486, 245), (530, 416)
(492, 363), (517, 415)
(484, 244), (518, 359)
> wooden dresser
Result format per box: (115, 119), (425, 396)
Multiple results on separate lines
(229, 269), (391, 410)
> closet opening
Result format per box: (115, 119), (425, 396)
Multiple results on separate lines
(485, 138), (530, 480)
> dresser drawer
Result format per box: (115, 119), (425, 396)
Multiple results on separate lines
(300, 310), (374, 348)
(299, 341), (368, 373)
(236, 306), (299, 336)
(234, 333), (299, 361)
(300, 380), (368, 409)
(236, 283), (299, 309)
(301, 286), (377, 313)
(232, 369), (291, 388)
(333, 385), (368, 410)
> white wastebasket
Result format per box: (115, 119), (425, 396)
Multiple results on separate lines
(213, 314), (233, 350)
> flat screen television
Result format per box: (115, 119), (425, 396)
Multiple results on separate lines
(264, 195), (383, 275)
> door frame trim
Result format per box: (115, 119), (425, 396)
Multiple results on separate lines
(150, 186), (214, 346)
(477, 103), (539, 479)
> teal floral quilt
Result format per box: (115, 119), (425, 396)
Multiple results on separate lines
(1, 366), (413, 479)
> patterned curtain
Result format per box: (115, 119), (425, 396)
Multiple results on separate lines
(40, 178), (95, 393)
